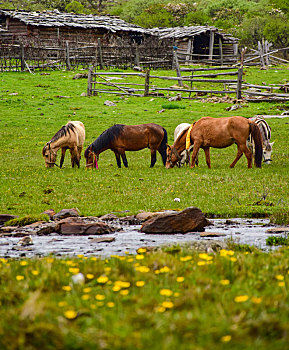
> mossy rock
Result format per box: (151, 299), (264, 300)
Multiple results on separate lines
(4, 214), (49, 227)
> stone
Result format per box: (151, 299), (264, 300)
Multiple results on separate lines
(140, 207), (210, 234)
(266, 227), (289, 234)
(37, 223), (57, 235)
(42, 209), (55, 219)
(99, 214), (119, 221)
(200, 232), (227, 237)
(53, 208), (79, 220)
(0, 214), (18, 225)
(55, 217), (114, 235)
(89, 237), (115, 243)
(104, 100), (116, 107)
(17, 236), (33, 246)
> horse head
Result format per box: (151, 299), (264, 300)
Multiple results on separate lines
(166, 144), (181, 169)
(42, 143), (57, 168)
(263, 141), (274, 164)
(84, 145), (98, 168)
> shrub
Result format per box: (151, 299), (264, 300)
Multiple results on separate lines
(270, 210), (289, 225)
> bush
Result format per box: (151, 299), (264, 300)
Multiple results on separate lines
(270, 210), (289, 225)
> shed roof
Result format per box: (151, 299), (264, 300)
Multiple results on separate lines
(0, 9), (148, 34)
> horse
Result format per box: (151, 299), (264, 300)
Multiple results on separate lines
(42, 121), (85, 168)
(84, 123), (168, 168)
(174, 123), (197, 167)
(247, 116), (274, 164)
(166, 116), (263, 169)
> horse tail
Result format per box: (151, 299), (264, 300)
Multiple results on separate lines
(249, 121), (263, 168)
(159, 127), (168, 165)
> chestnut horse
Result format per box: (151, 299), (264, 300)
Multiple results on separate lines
(42, 121), (85, 168)
(84, 123), (168, 168)
(166, 116), (263, 169)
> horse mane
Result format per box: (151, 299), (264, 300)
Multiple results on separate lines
(50, 122), (76, 143)
(88, 124), (125, 155)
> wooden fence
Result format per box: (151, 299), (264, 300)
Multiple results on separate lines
(87, 66), (244, 99)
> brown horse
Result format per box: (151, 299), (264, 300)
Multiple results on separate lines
(166, 116), (263, 169)
(84, 123), (168, 168)
(42, 121), (85, 168)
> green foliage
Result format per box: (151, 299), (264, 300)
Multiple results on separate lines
(65, 0), (86, 13)
(134, 4), (175, 28)
(270, 210), (289, 225)
(5, 214), (50, 227)
(266, 235), (289, 246)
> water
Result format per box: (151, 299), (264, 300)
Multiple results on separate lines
(0, 218), (278, 258)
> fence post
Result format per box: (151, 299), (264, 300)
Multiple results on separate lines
(134, 45), (140, 67)
(65, 41), (71, 70)
(144, 69), (150, 96)
(173, 48), (183, 87)
(236, 67), (243, 100)
(20, 43), (25, 72)
(97, 38), (104, 69)
(87, 67), (93, 96)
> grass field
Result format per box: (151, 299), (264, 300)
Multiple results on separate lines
(1, 67), (289, 349)
(0, 67), (289, 218)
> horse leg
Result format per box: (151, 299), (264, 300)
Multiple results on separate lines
(121, 152), (128, 168)
(114, 152), (122, 168)
(190, 143), (200, 168)
(70, 147), (80, 168)
(203, 147), (211, 168)
(60, 148), (66, 168)
(150, 149), (157, 168)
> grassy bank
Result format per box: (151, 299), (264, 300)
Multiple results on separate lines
(0, 67), (289, 218)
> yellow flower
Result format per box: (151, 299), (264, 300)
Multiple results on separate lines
(136, 254), (144, 260)
(180, 256), (192, 262)
(46, 257), (54, 263)
(114, 281), (131, 289)
(156, 306), (166, 313)
(275, 275), (284, 281)
(160, 289), (173, 297)
(137, 248), (147, 254)
(278, 281), (285, 287)
(220, 250), (234, 257)
(220, 279), (230, 286)
(62, 285), (72, 292)
(162, 301), (174, 309)
(97, 276), (109, 284)
(81, 294), (90, 301)
(104, 267), (111, 273)
(90, 257), (97, 261)
(159, 266), (170, 273)
(64, 310), (77, 319)
(199, 253), (213, 261)
(135, 266), (150, 273)
(31, 270), (39, 276)
(69, 267), (80, 275)
(176, 277), (184, 283)
(86, 273), (94, 279)
(83, 287), (92, 293)
(136, 281), (145, 287)
(127, 258), (134, 263)
(112, 285), (121, 292)
(20, 261), (28, 266)
(120, 289), (129, 296)
(197, 261), (206, 266)
(107, 302), (115, 308)
(16, 275), (24, 281)
(221, 335), (232, 343)
(234, 295), (249, 303)
(230, 257), (237, 262)
(95, 294), (105, 301)
(251, 297), (262, 304)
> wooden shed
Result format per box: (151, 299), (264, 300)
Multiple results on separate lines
(149, 26), (239, 65)
(0, 9), (149, 47)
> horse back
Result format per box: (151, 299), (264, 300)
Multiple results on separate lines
(69, 121), (85, 146)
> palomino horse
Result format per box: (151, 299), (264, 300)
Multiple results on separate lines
(174, 123), (196, 167)
(42, 121), (85, 168)
(247, 116), (274, 164)
(166, 116), (263, 169)
(84, 123), (167, 168)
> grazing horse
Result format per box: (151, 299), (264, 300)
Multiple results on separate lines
(174, 123), (198, 167)
(247, 116), (274, 164)
(166, 116), (263, 169)
(85, 123), (168, 168)
(42, 121), (85, 168)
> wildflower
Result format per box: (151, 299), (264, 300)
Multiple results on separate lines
(176, 277), (184, 283)
(81, 294), (90, 301)
(278, 281), (285, 287)
(62, 285), (72, 292)
(162, 301), (174, 309)
(251, 297), (262, 304)
(136, 254), (144, 260)
(58, 301), (67, 307)
(20, 261), (28, 266)
(95, 294), (105, 301)
(234, 295), (249, 303)
(114, 281), (131, 289)
(221, 335), (232, 343)
(230, 257), (237, 262)
(31, 270), (39, 276)
(160, 289), (173, 297)
(83, 287), (92, 293)
(86, 273), (94, 279)
(107, 302), (115, 308)
(136, 281), (145, 287)
(127, 258), (134, 263)
(69, 267), (80, 274)
(159, 266), (170, 273)
(120, 289), (129, 296)
(275, 275), (284, 281)
(64, 310), (77, 320)
(199, 253), (213, 261)
(104, 267), (111, 273)
(156, 306), (166, 313)
(90, 257), (97, 261)
(46, 257), (54, 263)
(137, 248), (147, 254)
(97, 276), (109, 284)
(16, 275), (24, 281)
(220, 279), (230, 286)
(197, 261), (206, 266)
(174, 292), (180, 297)
(135, 266), (150, 273)
(180, 256), (192, 262)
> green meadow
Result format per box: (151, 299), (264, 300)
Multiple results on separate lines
(0, 67), (289, 349)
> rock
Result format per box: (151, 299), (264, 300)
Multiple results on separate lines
(168, 93), (182, 101)
(119, 215), (140, 225)
(200, 232), (227, 237)
(55, 217), (114, 235)
(53, 208), (79, 220)
(266, 227), (289, 234)
(17, 236), (33, 246)
(99, 214), (119, 221)
(0, 226), (16, 233)
(104, 100), (116, 107)
(42, 209), (55, 219)
(37, 223), (57, 235)
(140, 207), (210, 234)
(73, 73), (88, 79)
(89, 237), (115, 243)
(0, 214), (18, 225)
(136, 212), (156, 221)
